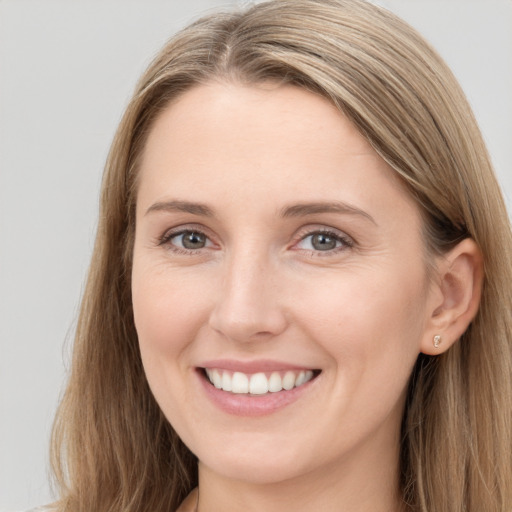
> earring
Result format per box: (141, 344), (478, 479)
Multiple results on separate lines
(433, 335), (441, 348)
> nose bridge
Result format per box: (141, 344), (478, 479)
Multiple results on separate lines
(209, 242), (287, 342)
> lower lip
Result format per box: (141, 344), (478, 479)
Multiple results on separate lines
(197, 370), (318, 417)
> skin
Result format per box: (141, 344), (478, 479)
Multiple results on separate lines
(131, 82), (482, 511)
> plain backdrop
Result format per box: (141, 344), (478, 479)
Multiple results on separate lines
(0, 1), (511, 509)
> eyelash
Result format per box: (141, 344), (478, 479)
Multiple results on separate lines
(158, 226), (354, 256)
(158, 227), (214, 255)
(293, 228), (354, 256)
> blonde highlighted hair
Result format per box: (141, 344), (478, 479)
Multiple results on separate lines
(51, 1), (512, 510)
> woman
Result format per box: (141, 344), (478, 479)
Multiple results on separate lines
(44, 0), (512, 510)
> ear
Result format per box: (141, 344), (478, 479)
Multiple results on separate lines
(420, 238), (484, 355)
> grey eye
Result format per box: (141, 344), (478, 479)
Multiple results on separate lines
(310, 233), (338, 251)
(295, 230), (352, 253)
(174, 231), (208, 249)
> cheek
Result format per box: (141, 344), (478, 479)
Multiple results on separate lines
(292, 263), (427, 388)
(132, 263), (207, 351)
(131, 265), (213, 414)
(131, 265), (211, 426)
(299, 265), (425, 333)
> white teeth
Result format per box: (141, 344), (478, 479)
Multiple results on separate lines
(231, 372), (249, 394)
(268, 372), (283, 392)
(282, 371), (296, 390)
(249, 373), (268, 394)
(221, 371), (232, 391)
(212, 369), (222, 389)
(205, 368), (316, 395)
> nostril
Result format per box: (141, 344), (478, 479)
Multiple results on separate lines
(207, 273), (288, 342)
(208, 313), (288, 344)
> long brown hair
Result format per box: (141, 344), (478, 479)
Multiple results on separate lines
(51, 1), (512, 510)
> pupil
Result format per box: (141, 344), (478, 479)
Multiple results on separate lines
(312, 233), (336, 251)
(182, 231), (206, 249)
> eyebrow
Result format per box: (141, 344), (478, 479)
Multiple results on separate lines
(145, 200), (214, 217)
(280, 201), (376, 225)
(145, 199), (376, 225)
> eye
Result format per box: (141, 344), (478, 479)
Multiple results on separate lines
(161, 229), (213, 251)
(175, 231), (208, 249)
(295, 230), (353, 253)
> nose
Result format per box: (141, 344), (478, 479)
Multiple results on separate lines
(208, 248), (288, 343)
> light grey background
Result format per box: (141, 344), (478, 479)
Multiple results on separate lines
(1, 1), (510, 510)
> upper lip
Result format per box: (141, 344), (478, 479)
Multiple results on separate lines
(198, 359), (318, 373)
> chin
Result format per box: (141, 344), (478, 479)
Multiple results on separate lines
(201, 455), (309, 486)
(195, 433), (319, 485)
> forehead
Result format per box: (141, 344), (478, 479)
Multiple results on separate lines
(142, 81), (378, 168)
(137, 81), (418, 226)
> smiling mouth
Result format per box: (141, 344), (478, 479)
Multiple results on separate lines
(202, 368), (321, 395)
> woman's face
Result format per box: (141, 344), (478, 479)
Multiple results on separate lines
(132, 82), (436, 485)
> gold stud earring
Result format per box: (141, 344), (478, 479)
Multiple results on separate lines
(433, 335), (441, 348)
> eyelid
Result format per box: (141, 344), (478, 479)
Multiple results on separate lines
(155, 223), (354, 255)
(291, 225), (355, 253)
(157, 223), (217, 248)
